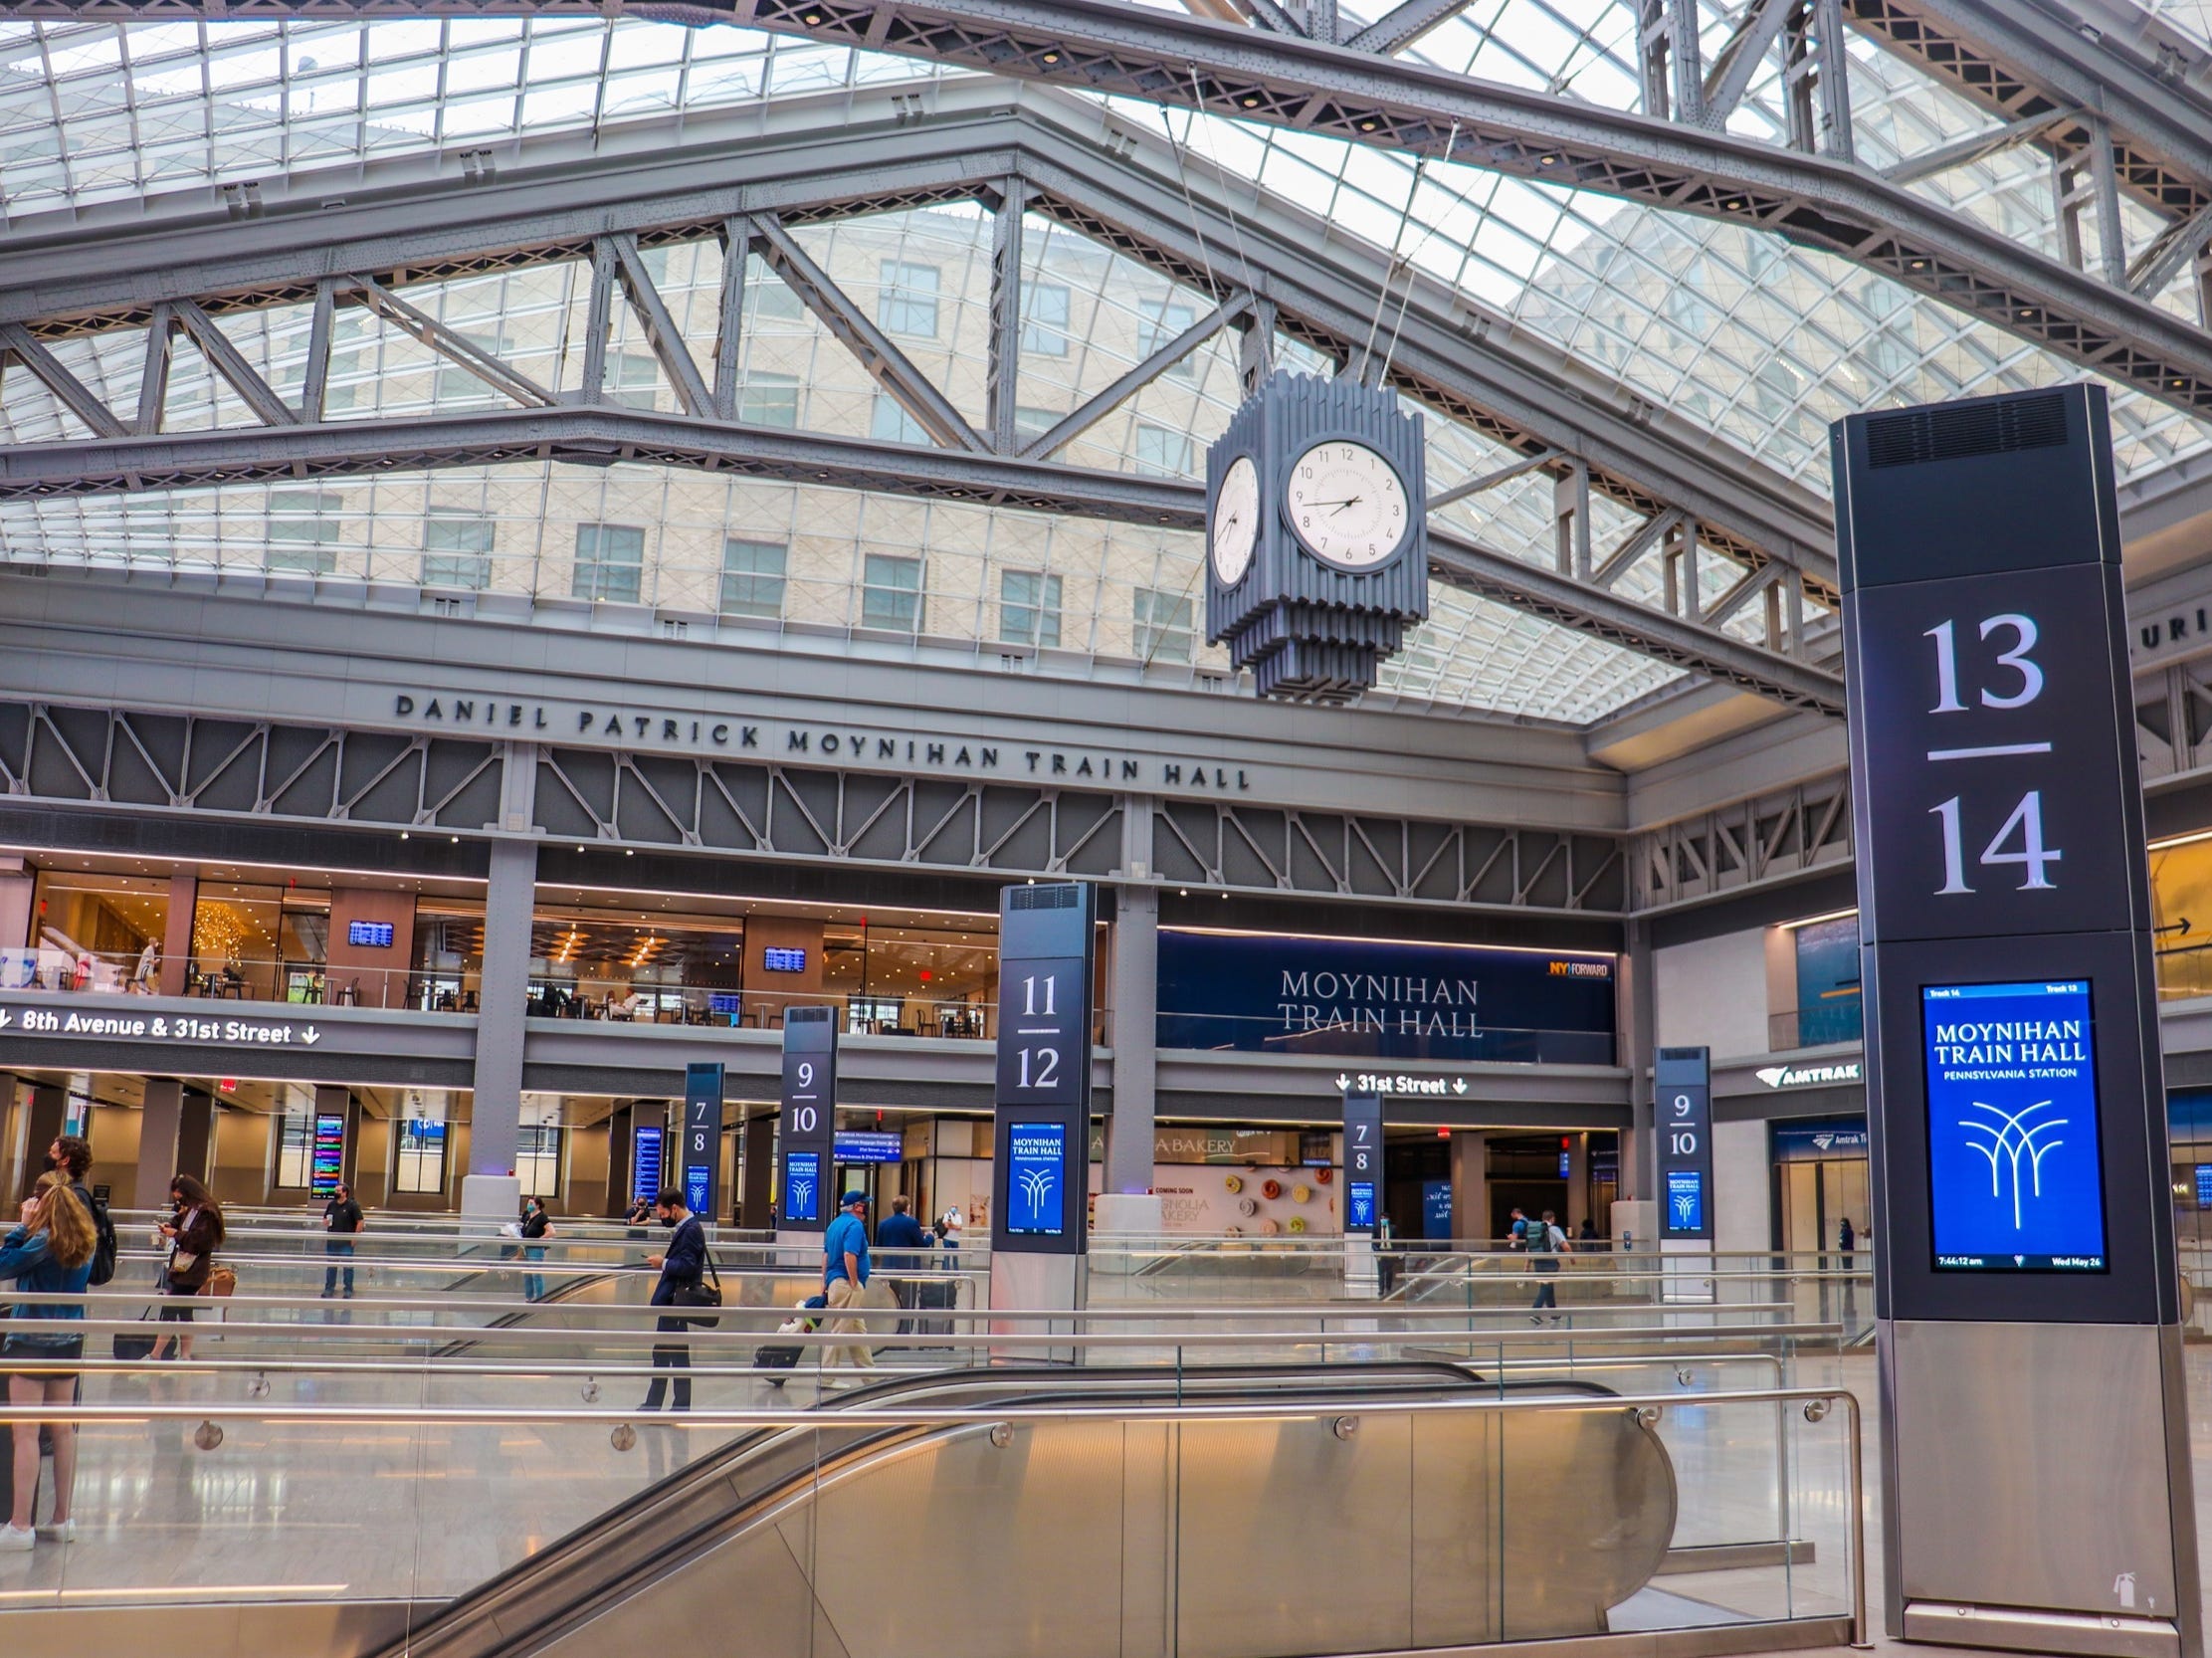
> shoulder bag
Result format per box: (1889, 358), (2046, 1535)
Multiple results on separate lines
(670, 1234), (724, 1329)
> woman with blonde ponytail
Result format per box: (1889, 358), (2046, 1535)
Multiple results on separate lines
(0, 1170), (96, 1551)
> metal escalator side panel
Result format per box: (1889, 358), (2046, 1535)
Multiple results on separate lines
(499, 1396), (1675, 1658)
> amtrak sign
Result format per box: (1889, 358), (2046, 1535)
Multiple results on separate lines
(1755, 1060), (1863, 1089)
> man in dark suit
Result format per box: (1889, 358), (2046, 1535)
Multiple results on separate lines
(641, 1187), (706, 1412)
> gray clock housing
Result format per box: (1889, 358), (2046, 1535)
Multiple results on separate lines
(1205, 371), (1429, 702)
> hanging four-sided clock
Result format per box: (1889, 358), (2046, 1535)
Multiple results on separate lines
(1205, 372), (1429, 701)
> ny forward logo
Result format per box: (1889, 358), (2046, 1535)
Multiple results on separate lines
(1959, 1100), (2067, 1228)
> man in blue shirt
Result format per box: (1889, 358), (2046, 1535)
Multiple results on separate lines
(641, 1187), (706, 1411)
(822, 1191), (875, 1369)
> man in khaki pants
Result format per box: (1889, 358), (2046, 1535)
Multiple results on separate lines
(822, 1191), (876, 1369)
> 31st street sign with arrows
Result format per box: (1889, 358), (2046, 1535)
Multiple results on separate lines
(1335, 1071), (1471, 1097)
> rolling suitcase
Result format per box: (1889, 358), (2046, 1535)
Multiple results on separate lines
(754, 1294), (827, 1386)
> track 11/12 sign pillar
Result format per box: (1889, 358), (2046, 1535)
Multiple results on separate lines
(989, 881), (1097, 1349)
(1835, 385), (2198, 1658)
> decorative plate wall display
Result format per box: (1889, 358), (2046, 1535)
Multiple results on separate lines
(1223, 1173), (1244, 1194)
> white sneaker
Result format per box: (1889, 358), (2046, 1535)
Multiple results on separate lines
(0, 1525), (33, 1553)
(36, 1520), (75, 1542)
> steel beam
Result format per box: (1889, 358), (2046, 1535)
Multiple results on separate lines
(1341, 0), (1475, 57)
(1844, 0), (2212, 221)
(0, 404), (1842, 713)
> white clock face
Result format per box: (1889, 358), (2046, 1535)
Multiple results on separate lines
(1285, 440), (1409, 570)
(1211, 455), (1260, 587)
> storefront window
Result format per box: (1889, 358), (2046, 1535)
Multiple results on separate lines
(1791, 916), (1862, 1047)
(516, 1124), (563, 1199)
(395, 1120), (449, 1193)
(15, 869), (169, 990)
(2151, 836), (2212, 1000)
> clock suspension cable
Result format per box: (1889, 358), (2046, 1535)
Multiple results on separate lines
(1358, 122), (1457, 390)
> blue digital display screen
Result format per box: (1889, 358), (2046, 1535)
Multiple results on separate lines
(2197, 1165), (2212, 1209)
(1346, 1179), (1375, 1231)
(1005, 1123), (1066, 1237)
(1922, 980), (2107, 1272)
(1665, 1169), (1705, 1234)
(762, 947), (807, 973)
(347, 921), (395, 948)
(631, 1126), (663, 1206)
(686, 1163), (711, 1218)
(783, 1150), (822, 1224)
(833, 1130), (904, 1163)
(311, 1114), (345, 1197)
(708, 992), (741, 1017)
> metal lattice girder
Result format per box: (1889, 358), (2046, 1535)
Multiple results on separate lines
(0, 700), (506, 829)
(1630, 770), (1855, 909)
(0, 88), (1835, 584)
(0, 402), (1844, 712)
(0, 4), (2203, 411)
(1844, 0), (2212, 225)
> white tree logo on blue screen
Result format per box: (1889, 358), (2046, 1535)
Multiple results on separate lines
(1673, 1191), (1698, 1227)
(1922, 980), (2107, 1271)
(790, 1177), (813, 1212)
(1958, 1099), (2066, 1228)
(1019, 1166), (1055, 1215)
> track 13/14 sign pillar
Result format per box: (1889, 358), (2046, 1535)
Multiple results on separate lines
(1835, 385), (2198, 1658)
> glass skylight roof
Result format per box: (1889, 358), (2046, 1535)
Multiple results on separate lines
(0, 2), (2205, 728)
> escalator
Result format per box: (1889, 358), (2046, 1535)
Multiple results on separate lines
(381, 1360), (1677, 1658)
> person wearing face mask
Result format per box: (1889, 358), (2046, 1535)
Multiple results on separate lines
(41, 1136), (115, 1292)
(150, 1175), (224, 1362)
(519, 1197), (555, 1302)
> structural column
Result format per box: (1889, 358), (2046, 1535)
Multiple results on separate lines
(136, 1078), (184, 1209)
(741, 1111), (775, 1230)
(1097, 884), (1162, 1235)
(23, 1084), (66, 1177)
(176, 1088), (214, 1185)
(0, 853), (33, 950)
(462, 837), (536, 1217)
(1449, 1131), (1489, 1245)
(159, 872), (197, 996)
(1566, 1133), (1591, 1235)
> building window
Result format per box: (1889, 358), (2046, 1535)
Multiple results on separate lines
(878, 259), (941, 337)
(1014, 406), (1061, 447)
(861, 552), (923, 633)
(1023, 283), (1070, 355)
(608, 351), (660, 411)
(748, 260), (804, 321)
(1000, 569), (1063, 649)
(721, 537), (787, 620)
(395, 1120), (449, 1194)
(1132, 586), (1194, 663)
(423, 513), (495, 590)
(739, 371), (800, 429)
(321, 313), (370, 412)
(436, 331), (510, 402)
(267, 489), (343, 574)
(516, 1125), (563, 1201)
(1132, 422), (1194, 478)
(1139, 299), (1198, 378)
(871, 394), (930, 446)
(573, 522), (646, 604)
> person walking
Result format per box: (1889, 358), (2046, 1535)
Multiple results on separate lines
(822, 1191), (876, 1370)
(1506, 1206), (1529, 1249)
(0, 1172), (97, 1550)
(639, 1188), (705, 1412)
(321, 1181), (364, 1299)
(520, 1197), (554, 1302)
(1838, 1216), (1857, 1262)
(151, 1175), (224, 1361)
(1526, 1208), (1568, 1323)
(876, 1195), (926, 1333)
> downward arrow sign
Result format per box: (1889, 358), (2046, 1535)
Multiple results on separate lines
(1452, 1077), (1468, 1095)
(1334, 1073), (1351, 1090)
(302, 1026), (321, 1045)
(0, 1009), (12, 1029)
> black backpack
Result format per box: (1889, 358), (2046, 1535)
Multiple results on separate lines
(77, 1183), (117, 1287)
